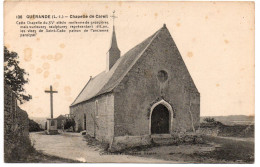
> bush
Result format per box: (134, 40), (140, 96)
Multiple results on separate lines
(29, 119), (43, 132)
(4, 131), (35, 162)
(203, 117), (216, 123)
(64, 119), (75, 130)
(201, 117), (223, 127)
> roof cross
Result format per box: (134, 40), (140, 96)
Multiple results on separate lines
(110, 10), (117, 26)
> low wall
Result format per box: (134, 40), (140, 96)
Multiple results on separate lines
(4, 84), (31, 162)
(109, 135), (152, 152)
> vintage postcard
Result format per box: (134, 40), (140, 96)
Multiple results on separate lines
(3, 0), (255, 163)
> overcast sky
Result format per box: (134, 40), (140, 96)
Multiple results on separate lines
(4, 1), (254, 118)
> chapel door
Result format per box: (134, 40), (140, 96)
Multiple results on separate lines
(151, 104), (170, 134)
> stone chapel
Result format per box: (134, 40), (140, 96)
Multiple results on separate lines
(70, 23), (200, 149)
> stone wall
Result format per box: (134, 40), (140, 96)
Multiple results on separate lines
(70, 27), (200, 150)
(70, 93), (114, 143)
(110, 135), (152, 152)
(113, 27), (200, 137)
(4, 84), (31, 162)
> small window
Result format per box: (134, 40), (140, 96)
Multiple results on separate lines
(95, 100), (99, 117)
(84, 114), (87, 130)
(157, 70), (168, 82)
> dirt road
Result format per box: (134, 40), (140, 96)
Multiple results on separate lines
(30, 132), (175, 163)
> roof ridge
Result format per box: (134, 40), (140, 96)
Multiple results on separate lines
(71, 26), (166, 106)
(96, 27), (164, 95)
(70, 76), (93, 106)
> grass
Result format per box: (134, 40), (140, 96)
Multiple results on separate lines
(83, 134), (110, 153)
(5, 131), (80, 163)
(23, 151), (81, 163)
(82, 131), (254, 163)
(200, 122), (254, 138)
(8, 150), (81, 163)
(78, 123), (255, 163)
(217, 125), (254, 138)
(110, 135), (254, 163)
(193, 135), (254, 163)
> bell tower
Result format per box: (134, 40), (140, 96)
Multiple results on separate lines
(106, 11), (120, 72)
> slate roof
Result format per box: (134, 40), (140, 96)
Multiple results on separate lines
(71, 26), (164, 106)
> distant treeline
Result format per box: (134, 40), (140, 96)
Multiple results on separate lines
(200, 115), (254, 125)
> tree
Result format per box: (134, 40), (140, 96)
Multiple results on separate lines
(4, 46), (31, 103)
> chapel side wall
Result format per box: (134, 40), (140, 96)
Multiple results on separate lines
(113, 28), (200, 137)
(189, 92), (200, 129)
(70, 93), (114, 143)
(94, 94), (114, 142)
(70, 103), (94, 135)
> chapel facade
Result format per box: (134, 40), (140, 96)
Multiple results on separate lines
(70, 24), (200, 148)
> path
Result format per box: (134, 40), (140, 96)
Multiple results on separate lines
(30, 132), (176, 163)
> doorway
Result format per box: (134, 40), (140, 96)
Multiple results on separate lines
(151, 104), (170, 134)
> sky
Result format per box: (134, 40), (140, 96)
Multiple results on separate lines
(4, 1), (254, 118)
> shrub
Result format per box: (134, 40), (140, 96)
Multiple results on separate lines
(29, 119), (43, 132)
(64, 119), (75, 130)
(203, 117), (216, 123)
(4, 131), (35, 162)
